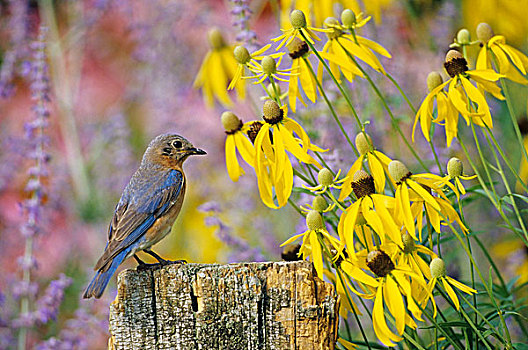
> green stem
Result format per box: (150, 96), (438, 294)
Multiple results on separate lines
(494, 58), (528, 166)
(485, 126), (528, 192)
(443, 220), (512, 347)
(483, 128), (528, 241)
(458, 136), (528, 245)
(335, 40), (429, 172)
(300, 33), (363, 128)
(301, 56), (359, 156)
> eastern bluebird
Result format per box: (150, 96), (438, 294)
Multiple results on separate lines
(83, 134), (206, 299)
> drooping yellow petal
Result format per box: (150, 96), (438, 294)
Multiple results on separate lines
(299, 58), (318, 102)
(446, 276), (477, 294)
(368, 154), (385, 192)
(310, 231), (324, 279)
(373, 284), (401, 346)
(234, 132), (255, 166)
(225, 135), (243, 181)
(288, 60), (301, 113)
(442, 277), (460, 310)
(385, 276), (405, 335)
(356, 36), (392, 58)
(339, 156), (364, 201)
(460, 76), (493, 129)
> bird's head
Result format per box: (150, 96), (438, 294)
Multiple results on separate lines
(143, 134), (206, 168)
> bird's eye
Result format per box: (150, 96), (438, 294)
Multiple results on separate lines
(172, 140), (183, 149)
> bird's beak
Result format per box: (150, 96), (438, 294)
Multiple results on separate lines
(186, 147), (207, 155)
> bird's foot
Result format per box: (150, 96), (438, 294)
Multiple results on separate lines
(159, 259), (187, 266)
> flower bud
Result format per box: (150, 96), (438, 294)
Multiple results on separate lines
(221, 112), (242, 133)
(456, 28), (471, 45)
(208, 28), (225, 50)
(312, 195), (328, 212)
(234, 46), (250, 64)
(341, 9), (356, 27)
(355, 132), (372, 155)
(266, 83), (282, 99)
(402, 232), (415, 254)
(290, 10), (307, 29)
(476, 22), (494, 43)
(306, 210), (324, 230)
(388, 160), (411, 183)
(447, 157), (463, 178)
(324, 17), (342, 39)
(261, 56), (277, 75)
(318, 168), (334, 187)
(430, 257), (446, 278)
(426, 72), (443, 92)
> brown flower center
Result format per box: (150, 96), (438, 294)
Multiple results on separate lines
(444, 55), (468, 78)
(351, 170), (375, 198)
(366, 250), (395, 278)
(288, 38), (309, 59)
(247, 121), (263, 144)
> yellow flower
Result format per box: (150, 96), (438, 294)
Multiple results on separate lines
(391, 233), (437, 285)
(412, 72), (460, 147)
(338, 170), (402, 251)
(228, 44), (283, 90)
(424, 258), (476, 312)
(476, 22), (528, 85)
(303, 168), (346, 194)
(286, 38), (318, 112)
(281, 210), (341, 279)
(221, 112), (255, 182)
(339, 132), (393, 200)
(440, 157), (477, 196)
(342, 250), (427, 347)
(388, 160), (457, 238)
(254, 101), (324, 208)
(194, 28), (245, 107)
(243, 55), (295, 84)
(322, 12), (391, 75)
(413, 50), (504, 144)
(272, 10), (331, 51)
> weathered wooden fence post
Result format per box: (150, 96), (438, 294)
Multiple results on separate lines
(108, 261), (339, 349)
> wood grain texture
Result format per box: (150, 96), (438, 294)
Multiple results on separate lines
(108, 261), (338, 350)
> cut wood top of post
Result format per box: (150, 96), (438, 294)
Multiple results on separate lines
(109, 261), (339, 350)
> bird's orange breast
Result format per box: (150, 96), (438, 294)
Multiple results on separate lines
(141, 180), (186, 249)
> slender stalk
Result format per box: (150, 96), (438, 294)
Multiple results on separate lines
(483, 129), (528, 241)
(458, 137), (528, 245)
(485, 126), (528, 192)
(334, 40), (429, 172)
(301, 56), (359, 155)
(494, 59), (528, 165)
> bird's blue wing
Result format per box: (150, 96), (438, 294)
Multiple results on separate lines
(93, 169), (183, 271)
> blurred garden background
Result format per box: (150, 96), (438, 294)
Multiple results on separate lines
(0, 0), (527, 348)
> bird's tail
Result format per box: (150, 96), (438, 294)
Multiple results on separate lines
(83, 249), (129, 299)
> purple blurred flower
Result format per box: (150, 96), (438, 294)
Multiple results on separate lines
(0, 0), (29, 98)
(35, 306), (108, 350)
(229, 0), (257, 46)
